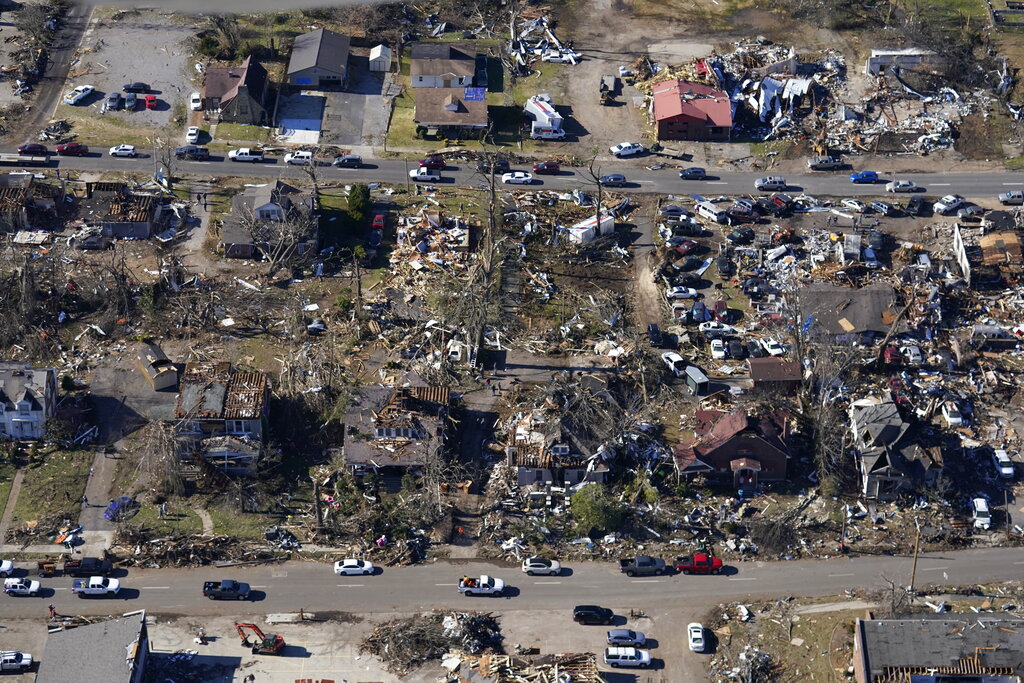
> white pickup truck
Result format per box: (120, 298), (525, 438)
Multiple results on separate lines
(458, 575), (505, 596)
(228, 148), (265, 163)
(3, 578), (40, 596)
(409, 166), (441, 182)
(71, 576), (120, 597)
(0, 651), (32, 672)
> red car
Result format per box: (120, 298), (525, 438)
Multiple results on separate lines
(56, 142), (89, 156)
(532, 161), (560, 175)
(674, 239), (699, 255)
(17, 144), (48, 156)
(419, 155), (445, 169)
(371, 214), (385, 230)
(144, 94), (158, 110)
(674, 553), (723, 575)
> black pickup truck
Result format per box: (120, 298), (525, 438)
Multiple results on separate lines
(618, 555), (666, 577)
(202, 579), (251, 600)
(63, 557), (113, 577)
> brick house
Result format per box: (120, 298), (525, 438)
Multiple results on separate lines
(674, 409), (791, 488)
(651, 79), (732, 142)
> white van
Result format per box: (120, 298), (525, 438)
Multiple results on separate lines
(604, 647), (651, 668)
(284, 150), (314, 165)
(696, 201), (728, 224)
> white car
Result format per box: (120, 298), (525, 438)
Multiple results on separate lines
(760, 337), (784, 356)
(334, 558), (375, 576)
(934, 194), (964, 214)
(63, 84), (94, 105)
(687, 622), (706, 652)
(900, 344), (923, 366)
(521, 556), (561, 576)
(3, 578), (39, 596)
(885, 180), (918, 193)
(710, 339), (726, 360)
(609, 142), (644, 157)
(185, 126), (200, 144)
(189, 91), (203, 111)
(972, 497), (991, 530)
(992, 449), (1015, 479)
(666, 286), (699, 299)
(940, 401), (963, 427)
(698, 321), (735, 337)
(108, 144), (137, 157)
(0, 560), (12, 577)
(502, 171), (533, 185)
(841, 198), (867, 213)
(0, 652), (32, 672)
(284, 150), (314, 165)
(661, 351), (686, 376)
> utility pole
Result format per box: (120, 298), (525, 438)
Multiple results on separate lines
(908, 519), (921, 593)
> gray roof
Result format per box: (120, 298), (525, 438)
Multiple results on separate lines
(858, 616), (1024, 678)
(36, 612), (147, 682)
(288, 28), (350, 75)
(0, 362), (52, 411)
(799, 282), (900, 336)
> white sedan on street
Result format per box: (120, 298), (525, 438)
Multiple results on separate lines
(885, 179), (918, 193)
(521, 556), (562, 576)
(501, 171), (533, 185)
(109, 144), (137, 157)
(334, 558), (375, 576)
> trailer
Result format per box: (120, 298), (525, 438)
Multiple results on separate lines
(600, 74), (618, 105)
(524, 94), (565, 139)
(0, 154), (47, 166)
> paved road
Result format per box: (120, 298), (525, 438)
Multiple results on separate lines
(7, 152), (1024, 201)
(5, 547), (1021, 618)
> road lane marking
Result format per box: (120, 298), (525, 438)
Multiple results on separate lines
(921, 566), (948, 572)
(142, 586), (170, 589)
(729, 577), (757, 581)
(631, 579), (661, 583)
(931, 183), (950, 186)
(435, 583), (457, 586)
(828, 573), (855, 577)
(52, 587), (66, 591)
(706, 181), (728, 185)
(584, 585), (600, 588)
(1014, 561), (1024, 565)
(534, 581), (561, 585)
(1002, 182), (1024, 185)
(250, 585), (266, 588)
(336, 584), (364, 587)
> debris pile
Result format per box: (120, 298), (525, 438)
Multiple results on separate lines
(111, 526), (282, 567)
(442, 651), (601, 682)
(360, 611), (503, 674)
(508, 14), (579, 74)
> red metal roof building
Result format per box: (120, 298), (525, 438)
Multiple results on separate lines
(651, 79), (732, 142)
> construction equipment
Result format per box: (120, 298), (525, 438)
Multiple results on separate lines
(36, 559), (57, 578)
(599, 74), (618, 105)
(234, 622), (285, 655)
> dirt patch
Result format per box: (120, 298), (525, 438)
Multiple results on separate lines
(956, 112), (1010, 160)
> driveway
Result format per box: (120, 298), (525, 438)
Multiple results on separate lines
(322, 54), (389, 148)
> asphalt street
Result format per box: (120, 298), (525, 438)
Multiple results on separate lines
(2, 547), (1021, 618)
(8, 152), (1024, 201)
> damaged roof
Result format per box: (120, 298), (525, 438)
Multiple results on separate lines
(651, 79), (733, 127)
(799, 282), (902, 336)
(409, 42), (476, 77)
(175, 362), (268, 420)
(0, 362), (53, 410)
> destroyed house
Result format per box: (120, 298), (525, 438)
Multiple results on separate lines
(853, 615), (1024, 683)
(414, 88), (489, 134)
(36, 610), (149, 683)
(0, 181), (60, 234)
(0, 362), (57, 440)
(219, 180), (317, 259)
(202, 55), (270, 125)
(342, 372), (450, 476)
(410, 42), (477, 88)
(799, 282), (903, 340)
(651, 80), (733, 141)
(675, 410), (790, 489)
(77, 182), (167, 239)
(505, 408), (609, 488)
(849, 399), (943, 500)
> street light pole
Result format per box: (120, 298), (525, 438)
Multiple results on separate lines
(908, 519), (921, 592)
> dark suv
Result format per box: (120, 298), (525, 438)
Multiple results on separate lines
(573, 605), (613, 625)
(476, 158), (510, 174)
(174, 145), (210, 161)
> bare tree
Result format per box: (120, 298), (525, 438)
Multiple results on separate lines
(239, 201), (317, 279)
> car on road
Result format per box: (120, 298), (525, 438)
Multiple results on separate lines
(502, 171), (533, 185)
(63, 84), (94, 105)
(56, 142), (89, 156)
(17, 144), (47, 156)
(940, 400), (963, 427)
(0, 652), (32, 673)
(666, 286), (699, 300)
(993, 449), (1015, 479)
(521, 557), (561, 576)
(185, 126), (200, 144)
(573, 605), (613, 625)
(409, 166), (441, 182)
(604, 647), (651, 668)
(189, 91), (203, 111)
(760, 337), (784, 356)
(886, 179), (918, 193)
(202, 579), (251, 600)
(678, 166), (706, 180)
(607, 629), (647, 647)
(284, 150), (315, 165)
(999, 190), (1024, 205)
(532, 160), (560, 175)
(144, 94), (158, 109)
(647, 323), (663, 348)
(661, 352), (686, 377)
(122, 81), (150, 93)
(3, 578), (40, 596)
(71, 576), (120, 597)
(850, 170), (879, 184)
(972, 497), (991, 530)
(108, 144), (137, 158)
(688, 623), (706, 652)
(458, 575), (504, 596)
(710, 338), (726, 359)
(841, 198), (867, 213)
(227, 147), (265, 163)
(419, 155), (446, 169)
(334, 558), (375, 576)
(106, 92), (122, 110)
(609, 142), (644, 157)
(754, 176), (786, 191)
(63, 557), (113, 577)
(699, 321), (735, 337)
(934, 194), (964, 214)
(675, 553), (724, 575)
(333, 154), (363, 168)
(473, 157), (509, 175)
(174, 145), (209, 160)
(599, 173), (627, 187)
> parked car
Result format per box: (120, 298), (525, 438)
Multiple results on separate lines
(476, 157), (510, 174)
(334, 559), (375, 576)
(599, 173), (627, 187)
(618, 555), (666, 576)
(144, 94), (158, 109)
(699, 321), (735, 337)
(849, 170), (879, 184)
(647, 323), (663, 348)
(674, 255), (703, 271)
(609, 142), (644, 157)
(870, 200), (896, 216)
(673, 239), (700, 255)
(17, 144), (47, 156)
(604, 647), (651, 668)
(727, 227), (755, 244)
(660, 204), (690, 218)
(992, 449), (1016, 479)
(886, 179), (918, 193)
(972, 497), (991, 530)
(900, 344), (923, 366)
(807, 156), (842, 170)
(661, 352), (686, 377)
(284, 150), (315, 165)
(867, 230), (889, 251)
(573, 605), (613, 624)
(666, 286), (699, 300)
(0, 560), (11, 578)
(710, 338), (726, 360)
(333, 154), (363, 168)
(63, 557), (113, 577)
(56, 142), (89, 156)
(63, 84), (94, 105)
(934, 194), (964, 214)
(502, 171), (533, 185)
(189, 91), (203, 110)
(904, 195), (927, 216)
(124, 91), (137, 110)
(760, 337), (784, 356)
(185, 126), (200, 144)
(746, 340), (767, 358)
(122, 81), (150, 93)
(754, 176), (786, 191)
(688, 623), (706, 652)
(957, 204), (984, 221)
(419, 155), (446, 169)
(3, 578), (40, 596)
(0, 652), (32, 673)
(841, 198), (867, 213)
(105, 92), (122, 110)
(607, 629), (646, 647)
(999, 190), (1024, 205)
(727, 338), (745, 359)
(717, 256), (735, 276)
(521, 557), (561, 576)
(174, 145), (209, 160)
(678, 166), (706, 180)
(940, 401), (964, 427)
(532, 160), (560, 174)
(108, 144), (137, 158)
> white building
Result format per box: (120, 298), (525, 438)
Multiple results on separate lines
(369, 44), (392, 73)
(0, 363), (57, 440)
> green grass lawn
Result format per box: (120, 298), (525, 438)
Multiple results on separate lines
(215, 122), (273, 145)
(131, 502), (204, 535)
(206, 502), (277, 540)
(11, 449), (92, 525)
(55, 104), (163, 148)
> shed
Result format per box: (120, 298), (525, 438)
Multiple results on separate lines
(369, 44), (392, 72)
(136, 342), (178, 391)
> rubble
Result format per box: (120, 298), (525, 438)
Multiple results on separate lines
(442, 651), (602, 682)
(111, 526), (284, 567)
(360, 611), (502, 674)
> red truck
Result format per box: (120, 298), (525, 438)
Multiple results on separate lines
(674, 553), (723, 575)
